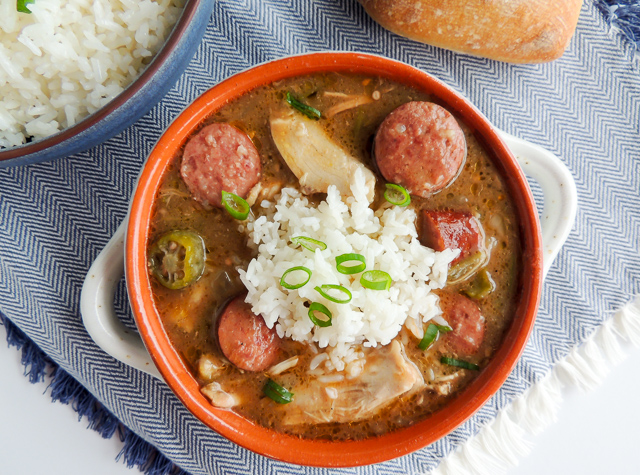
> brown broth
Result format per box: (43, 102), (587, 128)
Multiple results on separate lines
(147, 72), (521, 441)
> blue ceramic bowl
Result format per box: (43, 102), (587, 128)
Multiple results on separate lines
(0, 0), (214, 168)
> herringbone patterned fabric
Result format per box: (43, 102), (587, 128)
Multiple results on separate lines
(1, 1), (638, 473)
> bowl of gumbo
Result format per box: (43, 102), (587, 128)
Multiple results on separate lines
(125, 52), (543, 466)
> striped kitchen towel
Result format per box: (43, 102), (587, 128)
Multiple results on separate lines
(0, 0), (638, 474)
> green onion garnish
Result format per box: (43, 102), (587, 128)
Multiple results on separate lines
(418, 323), (439, 351)
(291, 236), (327, 252)
(280, 266), (312, 290)
(308, 302), (332, 327)
(441, 356), (480, 371)
(335, 253), (366, 274)
(285, 92), (321, 120)
(314, 284), (352, 304)
(418, 323), (453, 350)
(17, 0), (34, 13)
(384, 183), (411, 207)
(360, 270), (392, 290)
(263, 379), (294, 404)
(221, 191), (250, 220)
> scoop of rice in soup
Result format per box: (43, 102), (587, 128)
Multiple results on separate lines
(147, 72), (522, 440)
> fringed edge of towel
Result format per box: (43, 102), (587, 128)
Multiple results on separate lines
(0, 312), (189, 475)
(430, 294), (640, 475)
(594, 0), (640, 49)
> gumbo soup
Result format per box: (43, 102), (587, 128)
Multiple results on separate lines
(147, 72), (522, 441)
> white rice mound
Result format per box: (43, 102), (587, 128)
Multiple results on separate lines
(0, 0), (184, 148)
(239, 169), (459, 372)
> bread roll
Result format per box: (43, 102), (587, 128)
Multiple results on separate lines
(358, 0), (583, 63)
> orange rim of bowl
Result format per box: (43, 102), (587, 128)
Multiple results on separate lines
(0, 0), (203, 164)
(126, 52), (543, 467)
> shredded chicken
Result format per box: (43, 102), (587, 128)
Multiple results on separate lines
(245, 180), (284, 207)
(267, 356), (299, 376)
(201, 382), (238, 408)
(425, 371), (462, 396)
(198, 354), (226, 381)
(245, 182), (262, 207)
(158, 187), (192, 202)
(324, 94), (374, 118)
(322, 91), (349, 98)
(282, 340), (423, 425)
(270, 107), (376, 201)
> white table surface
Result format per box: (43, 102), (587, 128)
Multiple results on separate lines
(1, 322), (639, 475)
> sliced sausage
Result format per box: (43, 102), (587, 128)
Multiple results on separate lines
(217, 296), (280, 372)
(181, 123), (261, 209)
(441, 293), (485, 355)
(419, 210), (485, 265)
(374, 101), (466, 198)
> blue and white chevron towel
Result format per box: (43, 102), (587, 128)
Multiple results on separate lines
(1, 1), (639, 474)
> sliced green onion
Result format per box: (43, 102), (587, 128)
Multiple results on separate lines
(221, 191), (250, 220)
(434, 323), (453, 333)
(441, 356), (480, 371)
(17, 0), (34, 13)
(360, 270), (392, 290)
(384, 183), (411, 207)
(291, 236), (327, 252)
(314, 284), (352, 304)
(308, 302), (332, 327)
(418, 323), (439, 350)
(280, 266), (312, 290)
(335, 253), (366, 274)
(285, 92), (321, 120)
(263, 379), (294, 404)
(418, 323), (453, 350)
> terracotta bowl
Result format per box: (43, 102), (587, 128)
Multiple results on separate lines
(125, 52), (543, 467)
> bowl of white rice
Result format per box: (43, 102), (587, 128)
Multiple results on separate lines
(0, 0), (214, 168)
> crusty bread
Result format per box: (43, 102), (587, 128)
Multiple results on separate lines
(358, 0), (583, 63)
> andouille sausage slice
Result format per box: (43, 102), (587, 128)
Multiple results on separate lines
(181, 123), (261, 209)
(441, 293), (485, 355)
(419, 210), (485, 265)
(217, 296), (280, 372)
(374, 101), (466, 197)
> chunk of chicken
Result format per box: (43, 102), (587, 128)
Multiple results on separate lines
(197, 353), (226, 381)
(283, 340), (423, 425)
(270, 108), (376, 201)
(200, 382), (238, 409)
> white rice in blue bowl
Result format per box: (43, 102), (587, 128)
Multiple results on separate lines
(0, 0), (214, 167)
